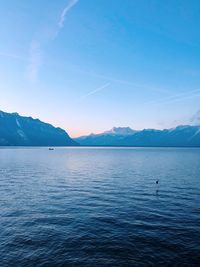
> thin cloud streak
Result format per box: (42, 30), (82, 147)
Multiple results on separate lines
(0, 52), (28, 61)
(146, 88), (200, 106)
(87, 73), (171, 95)
(58, 0), (79, 28)
(28, 0), (79, 83)
(168, 91), (200, 104)
(57, 63), (172, 95)
(190, 109), (200, 124)
(28, 41), (43, 83)
(78, 83), (110, 102)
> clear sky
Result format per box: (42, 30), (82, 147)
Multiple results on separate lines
(0, 0), (200, 137)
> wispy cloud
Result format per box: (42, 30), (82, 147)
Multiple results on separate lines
(0, 52), (27, 61)
(50, 62), (182, 103)
(169, 90), (200, 104)
(78, 83), (110, 102)
(190, 109), (200, 125)
(28, 41), (43, 83)
(52, 62), (172, 95)
(146, 88), (200, 106)
(58, 0), (79, 28)
(85, 73), (171, 95)
(27, 0), (79, 83)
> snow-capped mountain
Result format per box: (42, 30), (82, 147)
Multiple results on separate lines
(104, 127), (137, 135)
(75, 125), (200, 147)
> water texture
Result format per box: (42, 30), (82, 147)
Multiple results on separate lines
(0, 147), (200, 267)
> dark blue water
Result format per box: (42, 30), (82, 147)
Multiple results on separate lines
(0, 147), (200, 267)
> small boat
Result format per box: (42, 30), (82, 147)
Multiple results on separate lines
(49, 148), (54, 150)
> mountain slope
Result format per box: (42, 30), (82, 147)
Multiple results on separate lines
(75, 126), (200, 147)
(104, 127), (137, 135)
(0, 111), (78, 146)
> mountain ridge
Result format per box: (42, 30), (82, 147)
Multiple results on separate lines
(0, 110), (78, 146)
(103, 127), (137, 135)
(75, 125), (200, 147)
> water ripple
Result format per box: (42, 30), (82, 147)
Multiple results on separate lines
(0, 147), (200, 266)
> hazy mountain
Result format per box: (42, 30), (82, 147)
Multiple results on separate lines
(0, 111), (78, 146)
(190, 109), (200, 125)
(75, 127), (136, 146)
(104, 127), (137, 135)
(75, 126), (200, 147)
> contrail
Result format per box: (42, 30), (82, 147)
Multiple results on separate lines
(86, 74), (171, 94)
(28, 41), (43, 83)
(146, 88), (200, 106)
(1, 1), (79, 83)
(27, 0), (79, 83)
(79, 83), (110, 102)
(57, 64), (171, 95)
(58, 0), (79, 28)
(190, 109), (200, 124)
(165, 90), (200, 104)
(0, 52), (27, 61)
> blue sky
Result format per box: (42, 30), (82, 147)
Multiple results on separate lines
(0, 0), (200, 137)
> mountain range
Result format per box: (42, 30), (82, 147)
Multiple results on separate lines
(0, 110), (200, 147)
(0, 111), (77, 146)
(75, 126), (200, 147)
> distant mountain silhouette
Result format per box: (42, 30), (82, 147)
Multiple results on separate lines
(104, 127), (137, 135)
(75, 126), (200, 147)
(0, 111), (78, 146)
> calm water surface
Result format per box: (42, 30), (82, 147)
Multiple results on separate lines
(0, 147), (200, 267)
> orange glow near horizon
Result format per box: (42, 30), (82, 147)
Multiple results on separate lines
(66, 127), (107, 138)
(67, 129), (93, 139)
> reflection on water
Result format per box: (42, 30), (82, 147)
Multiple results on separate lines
(0, 147), (200, 266)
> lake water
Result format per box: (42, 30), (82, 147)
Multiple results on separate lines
(0, 147), (200, 267)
